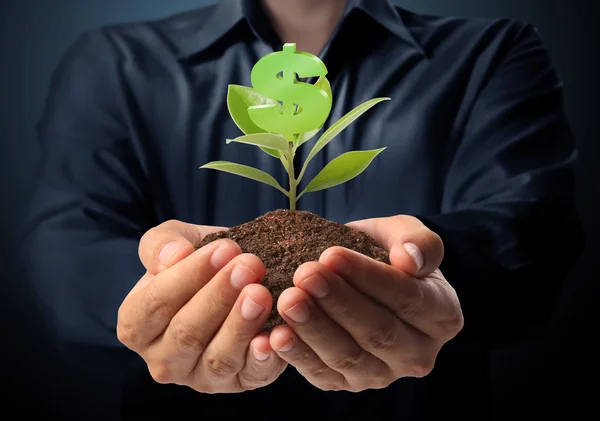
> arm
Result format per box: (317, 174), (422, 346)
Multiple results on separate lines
(419, 23), (582, 347)
(21, 29), (153, 364)
(21, 30), (288, 401)
(264, 24), (582, 390)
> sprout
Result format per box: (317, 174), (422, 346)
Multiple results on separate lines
(200, 45), (389, 211)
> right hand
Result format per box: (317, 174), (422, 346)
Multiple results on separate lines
(117, 220), (287, 393)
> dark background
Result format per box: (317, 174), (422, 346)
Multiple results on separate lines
(1, 0), (598, 418)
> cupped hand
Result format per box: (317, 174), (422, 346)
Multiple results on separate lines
(269, 215), (463, 392)
(117, 220), (287, 393)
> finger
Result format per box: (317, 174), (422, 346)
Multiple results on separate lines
(147, 253), (265, 382)
(117, 239), (241, 351)
(237, 331), (287, 391)
(270, 324), (346, 391)
(139, 220), (228, 274)
(197, 283), (272, 384)
(346, 215), (443, 277)
(294, 261), (437, 378)
(320, 247), (461, 339)
(275, 287), (389, 388)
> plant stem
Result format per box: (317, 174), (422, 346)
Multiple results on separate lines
(296, 160), (308, 185)
(286, 143), (297, 210)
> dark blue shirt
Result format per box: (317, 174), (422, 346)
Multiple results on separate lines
(22, 0), (581, 418)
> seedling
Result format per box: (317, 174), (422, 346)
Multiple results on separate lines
(200, 43), (389, 211)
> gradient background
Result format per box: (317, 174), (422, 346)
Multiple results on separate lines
(1, 0), (598, 417)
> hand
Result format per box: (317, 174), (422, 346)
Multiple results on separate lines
(269, 215), (463, 392)
(117, 220), (287, 393)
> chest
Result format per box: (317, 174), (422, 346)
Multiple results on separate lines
(136, 45), (472, 226)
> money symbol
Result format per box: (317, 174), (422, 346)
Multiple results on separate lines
(248, 43), (332, 141)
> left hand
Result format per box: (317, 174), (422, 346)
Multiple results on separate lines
(269, 215), (464, 392)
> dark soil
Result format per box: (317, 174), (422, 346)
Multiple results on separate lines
(195, 209), (390, 330)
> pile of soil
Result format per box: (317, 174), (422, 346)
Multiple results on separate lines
(196, 209), (389, 330)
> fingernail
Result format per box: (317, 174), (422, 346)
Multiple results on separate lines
(159, 241), (184, 266)
(278, 338), (294, 352)
(284, 301), (310, 323)
(210, 243), (238, 269)
(231, 264), (258, 290)
(253, 346), (271, 361)
(241, 296), (265, 320)
(300, 273), (329, 298)
(403, 243), (423, 272)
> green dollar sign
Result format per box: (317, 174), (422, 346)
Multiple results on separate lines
(249, 43), (332, 141)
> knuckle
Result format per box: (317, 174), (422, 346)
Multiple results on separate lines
(395, 284), (425, 320)
(368, 375), (394, 390)
(305, 364), (332, 380)
(170, 317), (208, 353)
(148, 363), (173, 384)
(158, 219), (183, 233)
(317, 382), (344, 392)
(396, 215), (421, 227)
(139, 226), (161, 254)
(326, 348), (364, 372)
(116, 306), (140, 348)
(208, 290), (234, 317)
(116, 323), (136, 348)
(408, 357), (435, 378)
(443, 310), (464, 339)
(359, 319), (400, 354)
(329, 304), (356, 327)
(204, 353), (241, 379)
(238, 369), (271, 390)
(290, 349), (315, 366)
(190, 383), (218, 394)
(143, 283), (176, 321)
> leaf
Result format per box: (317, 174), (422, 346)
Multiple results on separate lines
(298, 148), (386, 197)
(227, 85), (279, 135)
(227, 85), (283, 158)
(259, 147), (283, 159)
(296, 76), (333, 147)
(301, 97), (390, 169)
(200, 161), (288, 196)
(226, 133), (289, 156)
(297, 127), (321, 148)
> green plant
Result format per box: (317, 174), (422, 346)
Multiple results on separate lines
(200, 44), (389, 211)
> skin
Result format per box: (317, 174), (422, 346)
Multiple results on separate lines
(117, 222), (287, 392)
(117, 0), (464, 393)
(117, 216), (463, 392)
(261, 0), (348, 56)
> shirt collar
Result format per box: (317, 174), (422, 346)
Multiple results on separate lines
(179, 0), (423, 59)
(349, 0), (424, 54)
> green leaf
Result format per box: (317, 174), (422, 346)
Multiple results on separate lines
(296, 76), (333, 147)
(227, 85), (283, 158)
(301, 97), (390, 170)
(226, 133), (289, 159)
(298, 148), (386, 197)
(297, 127), (321, 147)
(227, 85), (279, 135)
(200, 161), (288, 196)
(259, 147), (283, 159)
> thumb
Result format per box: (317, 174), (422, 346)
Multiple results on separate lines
(346, 215), (443, 277)
(139, 220), (228, 274)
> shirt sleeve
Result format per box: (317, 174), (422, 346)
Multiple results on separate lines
(418, 23), (583, 348)
(20, 29), (155, 360)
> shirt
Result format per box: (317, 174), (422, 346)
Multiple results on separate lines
(21, 0), (582, 418)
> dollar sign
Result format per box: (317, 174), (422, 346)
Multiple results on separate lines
(249, 43), (332, 141)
